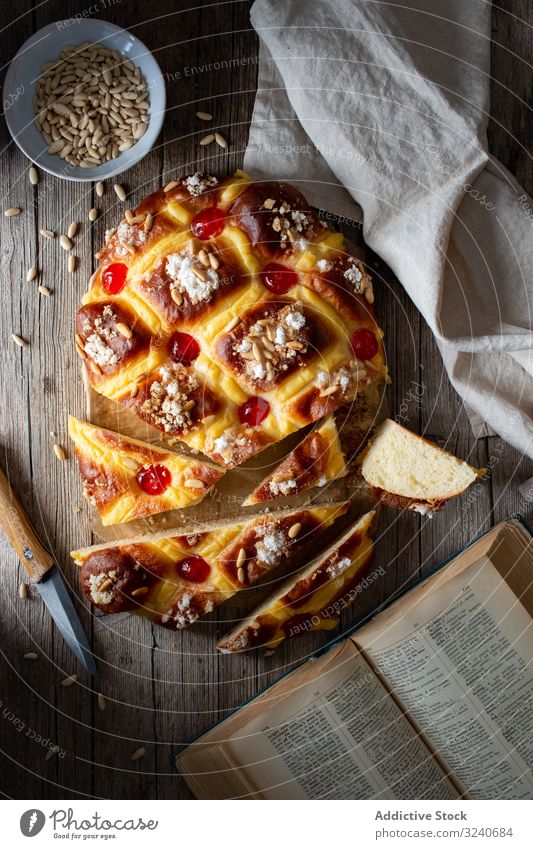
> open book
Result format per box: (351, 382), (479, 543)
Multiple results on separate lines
(176, 517), (533, 800)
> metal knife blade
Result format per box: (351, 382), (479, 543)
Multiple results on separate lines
(36, 567), (96, 676)
(0, 464), (96, 675)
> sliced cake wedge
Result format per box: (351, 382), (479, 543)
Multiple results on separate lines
(243, 416), (346, 505)
(68, 416), (224, 525)
(71, 501), (349, 630)
(217, 510), (377, 652)
(360, 419), (483, 513)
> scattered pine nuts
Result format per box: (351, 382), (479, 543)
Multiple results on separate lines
(40, 229), (55, 240)
(163, 180), (179, 192)
(68, 255), (77, 273)
(97, 692), (106, 712)
(38, 285), (51, 297)
(29, 167), (39, 185)
(45, 746), (59, 761)
(88, 208), (97, 222)
(199, 133), (215, 146)
(12, 333), (28, 348)
(26, 266), (37, 282)
(59, 234), (72, 252)
(4, 207), (21, 217)
(95, 181), (104, 197)
(67, 221), (78, 239)
(143, 212), (153, 232)
(53, 443), (67, 461)
(131, 746), (146, 761)
(19, 582), (28, 600)
(114, 183), (126, 201)
(214, 132), (228, 149)
(24, 652), (39, 660)
(61, 674), (78, 687)
(196, 111), (213, 121)
(237, 566), (246, 584)
(236, 547), (246, 569)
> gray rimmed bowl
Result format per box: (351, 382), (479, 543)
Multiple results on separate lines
(3, 19), (165, 181)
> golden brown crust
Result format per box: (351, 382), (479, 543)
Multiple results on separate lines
(371, 487), (445, 512)
(76, 172), (387, 469)
(76, 301), (152, 380)
(228, 180), (321, 259)
(72, 503), (349, 629)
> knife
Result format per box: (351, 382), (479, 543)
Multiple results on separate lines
(0, 465), (96, 675)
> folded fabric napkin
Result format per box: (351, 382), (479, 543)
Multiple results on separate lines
(244, 0), (533, 461)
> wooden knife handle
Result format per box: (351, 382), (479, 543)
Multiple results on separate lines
(0, 466), (54, 582)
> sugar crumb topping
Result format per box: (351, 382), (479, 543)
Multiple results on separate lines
(255, 525), (287, 566)
(233, 303), (308, 385)
(84, 305), (120, 368)
(166, 251), (220, 304)
(182, 172), (218, 197)
(140, 366), (197, 433)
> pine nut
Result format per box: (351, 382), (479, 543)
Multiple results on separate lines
(88, 207), (97, 221)
(131, 747), (146, 761)
(184, 478), (205, 489)
(214, 132), (228, 149)
(114, 183), (126, 201)
(53, 443), (67, 461)
(96, 181), (104, 197)
(196, 111), (213, 121)
(115, 321), (132, 339)
(12, 333), (28, 348)
(19, 583), (28, 599)
(97, 692), (106, 712)
(199, 133), (215, 146)
(68, 255), (77, 273)
(24, 652), (39, 660)
(60, 234), (72, 251)
(61, 674), (78, 687)
(40, 229), (55, 239)
(26, 266), (37, 282)
(67, 221), (78, 238)
(288, 522), (302, 539)
(38, 285), (52, 297)
(29, 167), (39, 185)
(4, 207), (21, 217)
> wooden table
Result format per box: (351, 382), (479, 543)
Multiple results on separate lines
(1, 0), (531, 800)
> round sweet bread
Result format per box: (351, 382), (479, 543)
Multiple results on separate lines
(76, 171), (388, 468)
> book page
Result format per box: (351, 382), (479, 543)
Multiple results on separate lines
(356, 554), (533, 799)
(224, 645), (458, 799)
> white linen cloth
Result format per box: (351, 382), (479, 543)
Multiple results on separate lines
(244, 0), (533, 460)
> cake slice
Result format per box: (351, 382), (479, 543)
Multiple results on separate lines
(68, 416), (224, 525)
(243, 416), (346, 506)
(217, 510), (376, 652)
(71, 501), (349, 630)
(360, 419), (483, 513)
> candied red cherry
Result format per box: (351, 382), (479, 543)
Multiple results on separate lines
(136, 464), (172, 495)
(176, 555), (211, 583)
(238, 396), (270, 426)
(190, 207), (225, 240)
(260, 263), (298, 295)
(351, 328), (379, 361)
(102, 262), (128, 295)
(168, 331), (200, 365)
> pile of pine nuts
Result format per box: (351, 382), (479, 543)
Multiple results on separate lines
(34, 42), (150, 168)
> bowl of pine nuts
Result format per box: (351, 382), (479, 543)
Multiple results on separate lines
(3, 19), (165, 181)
